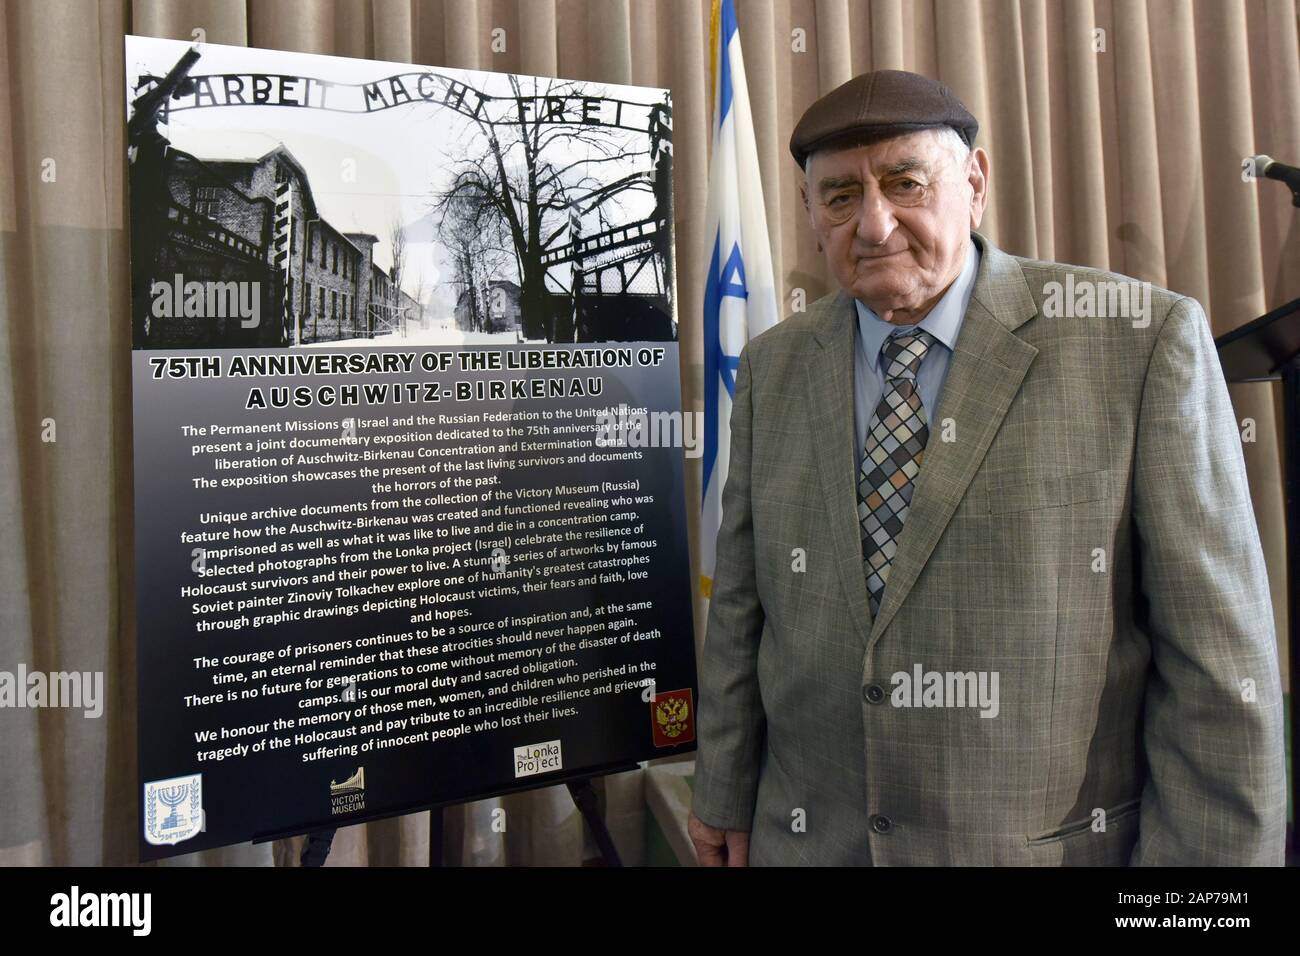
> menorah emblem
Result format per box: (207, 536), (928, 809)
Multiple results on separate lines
(144, 773), (203, 847)
(158, 783), (189, 830)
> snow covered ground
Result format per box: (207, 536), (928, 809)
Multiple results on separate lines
(300, 326), (542, 348)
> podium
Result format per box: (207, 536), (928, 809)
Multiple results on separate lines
(1215, 296), (1300, 855)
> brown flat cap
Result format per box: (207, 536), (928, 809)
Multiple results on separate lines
(790, 69), (978, 166)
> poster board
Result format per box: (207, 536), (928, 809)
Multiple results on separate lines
(125, 36), (697, 861)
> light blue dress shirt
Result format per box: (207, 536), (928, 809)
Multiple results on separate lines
(853, 241), (981, 468)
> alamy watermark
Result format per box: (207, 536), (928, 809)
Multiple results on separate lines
(1042, 274), (1151, 328)
(595, 403), (703, 458)
(891, 664), (999, 718)
(1, 664), (103, 718)
(151, 273), (261, 328)
(50, 886), (150, 935)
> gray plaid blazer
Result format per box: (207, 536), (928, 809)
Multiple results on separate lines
(692, 232), (1287, 865)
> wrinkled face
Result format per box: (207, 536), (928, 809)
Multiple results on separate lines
(801, 129), (989, 323)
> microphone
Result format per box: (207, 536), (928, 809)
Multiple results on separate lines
(1250, 155), (1300, 205)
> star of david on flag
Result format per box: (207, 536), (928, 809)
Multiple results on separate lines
(701, 0), (778, 601)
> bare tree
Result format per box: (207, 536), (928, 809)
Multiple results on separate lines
(438, 194), (511, 332)
(389, 217), (407, 335)
(432, 74), (652, 341)
(410, 269), (428, 332)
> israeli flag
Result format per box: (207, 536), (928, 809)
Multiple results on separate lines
(701, 0), (778, 600)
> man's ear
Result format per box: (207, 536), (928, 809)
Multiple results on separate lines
(968, 146), (990, 229)
(799, 180), (822, 251)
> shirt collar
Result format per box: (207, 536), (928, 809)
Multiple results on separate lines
(855, 240), (980, 372)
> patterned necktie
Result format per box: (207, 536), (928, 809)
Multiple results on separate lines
(858, 328), (936, 617)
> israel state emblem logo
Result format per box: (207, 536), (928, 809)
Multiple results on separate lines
(651, 688), (695, 747)
(143, 773), (203, 846)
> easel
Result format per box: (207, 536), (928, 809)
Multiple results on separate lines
(297, 768), (636, 867)
(1215, 295), (1300, 858)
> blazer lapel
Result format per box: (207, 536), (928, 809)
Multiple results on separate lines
(807, 288), (874, 647)
(866, 233), (1040, 647)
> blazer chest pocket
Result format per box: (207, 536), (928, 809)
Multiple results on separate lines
(1024, 797), (1140, 846)
(984, 468), (1112, 515)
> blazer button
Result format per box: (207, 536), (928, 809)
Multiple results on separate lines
(863, 684), (885, 704)
(870, 814), (893, 834)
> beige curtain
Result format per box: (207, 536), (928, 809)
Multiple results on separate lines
(2, 0), (1297, 866)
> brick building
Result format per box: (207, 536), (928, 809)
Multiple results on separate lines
(153, 141), (418, 345)
(455, 279), (522, 334)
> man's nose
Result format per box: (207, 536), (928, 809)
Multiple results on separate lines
(855, 189), (896, 246)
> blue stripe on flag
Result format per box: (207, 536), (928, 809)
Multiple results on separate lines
(703, 231), (747, 502)
(717, 0), (738, 123)
(703, 232), (723, 499)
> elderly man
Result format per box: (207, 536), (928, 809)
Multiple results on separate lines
(688, 70), (1287, 866)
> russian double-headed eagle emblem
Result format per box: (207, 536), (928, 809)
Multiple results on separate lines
(651, 688), (695, 746)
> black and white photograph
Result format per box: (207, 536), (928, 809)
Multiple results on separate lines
(127, 36), (675, 350)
